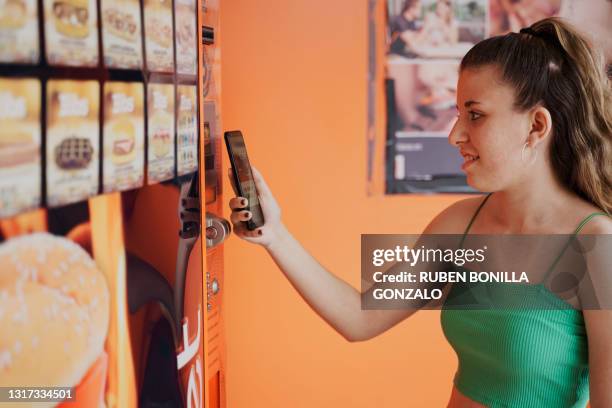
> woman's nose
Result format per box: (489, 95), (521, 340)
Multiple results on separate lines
(448, 119), (467, 147)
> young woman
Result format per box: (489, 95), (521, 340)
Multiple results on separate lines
(227, 17), (611, 407)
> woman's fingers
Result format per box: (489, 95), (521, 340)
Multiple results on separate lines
(229, 196), (248, 211)
(233, 224), (263, 240)
(230, 209), (251, 225)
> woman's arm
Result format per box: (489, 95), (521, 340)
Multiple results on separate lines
(584, 310), (612, 407)
(229, 168), (474, 342)
(581, 217), (612, 407)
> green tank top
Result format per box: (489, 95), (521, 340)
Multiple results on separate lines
(440, 193), (609, 408)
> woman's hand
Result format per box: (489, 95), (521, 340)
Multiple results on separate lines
(227, 166), (284, 248)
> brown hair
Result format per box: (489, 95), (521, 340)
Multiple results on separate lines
(460, 17), (612, 214)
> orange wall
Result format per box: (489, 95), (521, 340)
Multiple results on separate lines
(220, 1), (467, 406)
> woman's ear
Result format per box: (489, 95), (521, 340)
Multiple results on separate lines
(528, 105), (553, 147)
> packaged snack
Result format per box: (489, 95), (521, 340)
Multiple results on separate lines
(0, 78), (41, 218)
(46, 80), (99, 207)
(103, 82), (145, 192)
(147, 83), (175, 183)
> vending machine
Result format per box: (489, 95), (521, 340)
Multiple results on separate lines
(0, 0), (228, 405)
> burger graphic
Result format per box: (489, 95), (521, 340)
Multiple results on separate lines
(110, 120), (136, 165)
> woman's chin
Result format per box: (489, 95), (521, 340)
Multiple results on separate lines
(465, 174), (488, 192)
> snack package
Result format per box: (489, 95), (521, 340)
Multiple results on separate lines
(43, 0), (99, 67)
(46, 80), (100, 207)
(0, 0), (39, 63)
(103, 82), (145, 192)
(176, 85), (198, 176)
(0, 78), (41, 218)
(101, 0), (143, 69)
(174, 0), (196, 75)
(147, 83), (175, 183)
(143, 0), (174, 73)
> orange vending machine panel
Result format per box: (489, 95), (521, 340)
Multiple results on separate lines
(200, 0), (228, 406)
(0, 0), (227, 406)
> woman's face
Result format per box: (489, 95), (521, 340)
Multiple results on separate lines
(448, 65), (534, 191)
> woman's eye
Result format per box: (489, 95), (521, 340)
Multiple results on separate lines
(468, 111), (482, 121)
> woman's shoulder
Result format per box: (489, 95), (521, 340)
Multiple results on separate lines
(422, 195), (489, 235)
(574, 207), (612, 235)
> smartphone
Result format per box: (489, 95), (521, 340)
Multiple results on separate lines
(224, 130), (265, 230)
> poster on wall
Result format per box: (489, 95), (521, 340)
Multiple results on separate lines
(384, 0), (611, 193)
(0, 78), (41, 218)
(43, 0), (99, 67)
(103, 82), (145, 192)
(176, 85), (198, 176)
(385, 0), (486, 193)
(144, 0), (174, 73)
(46, 80), (100, 207)
(0, 0), (39, 64)
(101, 0), (143, 69)
(147, 82), (175, 184)
(387, 0), (486, 60)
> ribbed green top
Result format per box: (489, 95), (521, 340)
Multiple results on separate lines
(441, 193), (608, 407)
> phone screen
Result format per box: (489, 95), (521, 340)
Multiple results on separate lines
(224, 131), (265, 230)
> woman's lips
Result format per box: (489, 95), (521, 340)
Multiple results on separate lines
(461, 154), (479, 171)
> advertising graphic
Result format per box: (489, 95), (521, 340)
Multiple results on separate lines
(0, 0), (39, 64)
(103, 82), (145, 193)
(46, 80), (100, 207)
(43, 0), (99, 67)
(144, 0), (174, 73)
(147, 83), (175, 184)
(101, 0), (143, 69)
(174, 0), (197, 75)
(176, 85), (198, 176)
(0, 78), (41, 218)
(0, 232), (110, 399)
